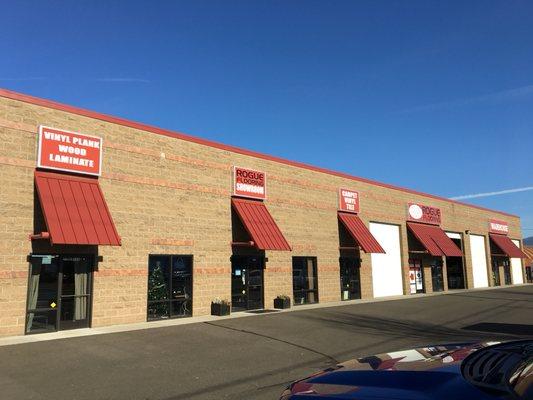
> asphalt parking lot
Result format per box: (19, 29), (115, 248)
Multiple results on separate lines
(0, 285), (532, 400)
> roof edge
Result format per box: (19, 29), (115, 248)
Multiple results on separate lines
(0, 87), (519, 219)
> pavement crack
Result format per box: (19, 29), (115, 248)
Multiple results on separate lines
(204, 321), (339, 365)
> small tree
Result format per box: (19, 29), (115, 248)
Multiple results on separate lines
(148, 264), (169, 318)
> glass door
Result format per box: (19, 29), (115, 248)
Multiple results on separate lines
(59, 256), (92, 330)
(503, 260), (512, 285)
(340, 257), (361, 300)
(231, 255), (264, 311)
(492, 259), (501, 286)
(409, 259), (424, 294)
(431, 262), (444, 292)
(26, 255), (60, 333)
(26, 255), (93, 334)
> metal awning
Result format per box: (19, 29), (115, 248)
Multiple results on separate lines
(231, 197), (291, 251)
(489, 234), (527, 258)
(407, 222), (462, 257)
(34, 170), (121, 246)
(338, 212), (385, 253)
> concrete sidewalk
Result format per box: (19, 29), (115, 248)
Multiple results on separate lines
(1, 284), (529, 347)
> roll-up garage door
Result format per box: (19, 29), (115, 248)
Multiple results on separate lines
(469, 234), (489, 288)
(511, 239), (524, 284)
(369, 223), (403, 298)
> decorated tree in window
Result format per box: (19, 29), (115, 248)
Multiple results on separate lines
(148, 263), (169, 318)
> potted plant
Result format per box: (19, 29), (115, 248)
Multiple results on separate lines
(211, 298), (231, 316)
(274, 294), (291, 309)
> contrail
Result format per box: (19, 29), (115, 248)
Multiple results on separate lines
(400, 83), (533, 113)
(450, 186), (533, 200)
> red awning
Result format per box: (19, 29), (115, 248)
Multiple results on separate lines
(34, 171), (121, 246)
(231, 198), (291, 251)
(489, 234), (527, 258)
(407, 222), (462, 257)
(338, 212), (385, 253)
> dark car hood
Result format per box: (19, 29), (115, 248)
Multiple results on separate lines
(283, 341), (501, 399)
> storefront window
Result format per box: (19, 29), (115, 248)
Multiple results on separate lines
(408, 259), (424, 294)
(292, 257), (318, 305)
(147, 255), (192, 320)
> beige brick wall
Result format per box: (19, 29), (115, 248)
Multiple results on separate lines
(0, 95), (525, 337)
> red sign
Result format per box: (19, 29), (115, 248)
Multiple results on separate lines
(407, 203), (441, 225)
(489, 219), (509, 235)
(37, 126), (103, 176)
(233, 166), (266, 200)
(338, 188), (360, 213)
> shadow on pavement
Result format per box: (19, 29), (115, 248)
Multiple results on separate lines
(462, 322), (533, 336)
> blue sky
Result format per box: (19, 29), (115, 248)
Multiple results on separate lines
(1, 1), (532, 235)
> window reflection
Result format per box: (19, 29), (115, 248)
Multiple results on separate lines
(147, 255), (192, 320)
(292, 257), (318, 305)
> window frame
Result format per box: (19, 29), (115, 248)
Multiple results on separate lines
(147, 254), (193, 321)
(292, 256), (319, 305)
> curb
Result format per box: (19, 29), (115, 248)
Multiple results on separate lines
(0, 284), (530, 347)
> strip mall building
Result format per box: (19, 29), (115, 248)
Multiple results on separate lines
(0, 89), (528, 337)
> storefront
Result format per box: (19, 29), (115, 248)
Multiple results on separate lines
(524, 247), (533, 283)
(230, 167), (290, 311)
(27, 126), (121, 333)
(0, 88), (528, 338)
(337, 188), (384, 300)
(444, 232), (467, 290)
(488, 220), (527, 286)
(406, 203), (463, 294)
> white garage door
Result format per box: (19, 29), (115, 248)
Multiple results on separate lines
(369, 222), (403, 298)
(470, 234), (489, 288)
(511, 239), (524, 284)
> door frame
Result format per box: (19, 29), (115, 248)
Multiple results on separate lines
(25, 253), (95, 334)
(491, 256), (503, 286)
(431, 260), (444, 292)
(339, 256), (361, 301)
(230, 254), (265, 311)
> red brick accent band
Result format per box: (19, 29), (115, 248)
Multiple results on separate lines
(0, 89), (519, 218)
(95, 269), (147, 277)
(150, 239), (195, 246)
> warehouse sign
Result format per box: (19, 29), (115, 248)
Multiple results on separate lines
(233, 166), (266, 200)
(37, 126), (103, 176)
(407, 203), (441, 225)
(338, 188), (360, 213)
(489, 219), (509, 234)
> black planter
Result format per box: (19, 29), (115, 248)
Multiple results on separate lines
(211, 302), (230, 316)
(274, 297), (291, 309)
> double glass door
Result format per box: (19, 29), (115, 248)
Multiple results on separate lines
(231, 255), (264, 311)
(26, 255), (93, 334)
(340, 257), (361, 300)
